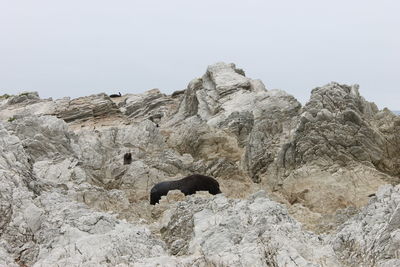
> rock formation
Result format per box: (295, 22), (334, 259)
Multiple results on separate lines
(332, 184), (400, 267)
(0, 62), (399, 266)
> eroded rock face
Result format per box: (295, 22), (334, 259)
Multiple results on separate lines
(278, 83), (386, 171)
(0, 93), (55, 122)
(0, 120), (167, 266)
(172, 62), (302, 184)
(121, 89), (177, 123)
(31, 192), (167, 267)
(53, 93), (121, 123)
(1, 62), (400, 266)
(159, 192), (340, 266)
(6, 91), (41, 105)
(266, 82), (400, 215)
(332, 184), (400, 267)
(0, 123), (39, 265)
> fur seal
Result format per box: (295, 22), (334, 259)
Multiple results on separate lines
(150, 174), (222, 205)
(110, 92), (121, 98)
(123, 152), (132, 165)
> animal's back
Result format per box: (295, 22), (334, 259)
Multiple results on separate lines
(149, 174), (221, 205)
(178, 174), (221, 194)
(151, 181), (171, 194)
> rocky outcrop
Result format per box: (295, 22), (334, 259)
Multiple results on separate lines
(172, 62), (301, 184)
(1, 62), (400, 266)
(0, 92), (55, 122)
(267, 82), (400, 215)
(120, 89), (177, 123)
(6, 91), (41, 105)
(157, 192), (340, 266)
(29, 192), (167, 266)
(278, 83), (392, 172)
(370, 109), (400, 176)
(0, 119), (166, 266)
(53, 93), (121, 123)
(0, 122), (42, 265)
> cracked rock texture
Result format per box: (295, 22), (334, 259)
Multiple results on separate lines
(1, 62), (399, 266)
(332, 184), (400, 267)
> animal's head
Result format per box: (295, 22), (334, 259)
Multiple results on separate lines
(209, 180), (222, 195)
(150, 190), (161, 205)
(150, 195), (157, 205)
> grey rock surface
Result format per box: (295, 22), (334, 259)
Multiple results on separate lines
(333, 184), (400, 266)
(265, 82), (400, 216)
(121, 88), (176, 123)
(6, 91), (41, 105)
(1, 62), (399, 266)
(53, 93), (121, 123)
(278, 83), (396, 173)
(158, 192), (340, 266)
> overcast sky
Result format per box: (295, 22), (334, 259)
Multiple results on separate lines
(0, 0), (399, 109)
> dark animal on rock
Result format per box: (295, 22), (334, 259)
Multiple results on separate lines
(109, 92), (121, 98)
(150, 174), (222, 205)
(123, 152), (132, 165)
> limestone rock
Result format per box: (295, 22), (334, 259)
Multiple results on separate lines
(159, 192), (340, 266)
(277, 82), (399, 176)
(0, 122), (44, 265)
(268, 82), (400, 216)
(120, 89), (177, 124)
(172, 62), (301, 184)
(332, 184), (400, 266)
(0, 244), (19, 267)
(6, 115), (77, 162)
(0, 93), (56, 122)
(1, 62), (400, 266)
(6, 91), (41, 105)
(53, 93), (121, 123)
(32, 192), (167, 267)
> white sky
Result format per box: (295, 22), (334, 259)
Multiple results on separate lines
(0, 0), (399, 109)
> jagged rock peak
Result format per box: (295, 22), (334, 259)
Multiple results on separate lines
(203, 62), (268, 96)
(205, 62), (252, 96)
(176, 62), (297, 123)
(305, 82), (378, 117)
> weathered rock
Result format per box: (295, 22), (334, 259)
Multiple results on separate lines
(53, 93), (121, 123)
(172, 62), (302, 184)
(332, 184), (400, 266)
(0, 243), (19, 267)
(266, 82), (400, 216)
(0, 122), (42, 265)
(120, 89), (177, 124)
(275, 164), (392, 215)
(0, 93), (56, 122)
(370, 108), (400, 176)
(278, 83), (382, 170)
(6, 115), (77, 162)
(1, 62), (400, 266)
(7, 91), (41, 105)
(31, 192), (167, 267)
(159, 192), (340, 266)
(0, 120), (168, 266)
